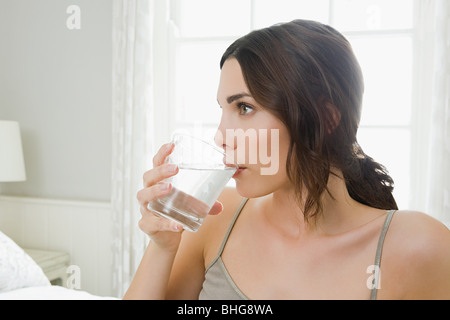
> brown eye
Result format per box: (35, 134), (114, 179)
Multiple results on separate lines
(238, 102), (254, 115)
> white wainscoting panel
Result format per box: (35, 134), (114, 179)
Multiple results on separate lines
(0, 196), (114, 297)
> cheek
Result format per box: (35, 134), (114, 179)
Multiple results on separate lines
(233, 128), (292, 199)
(256, 120), (290, 174)
(257, 128), (287, 176)
(235, 130), (258, 165)
(231, 128), (282, 171)
(223, 128), (263, 166)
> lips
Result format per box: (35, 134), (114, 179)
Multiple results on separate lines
(232, 167), (246, 178)
(222, 156), (246, 177)
(222, 156), (239, 168)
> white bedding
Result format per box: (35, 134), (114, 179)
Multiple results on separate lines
(0, 231), (50, 292)
(0, 231), (117, 300)
(0, 285), (117, 300)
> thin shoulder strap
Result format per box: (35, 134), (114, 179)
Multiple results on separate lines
(216, 198), (249, 257)
(204, 198), (249, 273)
(370, 209), (396, 300)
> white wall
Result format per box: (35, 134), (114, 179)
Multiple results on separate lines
(0, 0), (112, 201)
(0, 0), (115, 297)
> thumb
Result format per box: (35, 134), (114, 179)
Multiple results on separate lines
(208, 201), (223, 216)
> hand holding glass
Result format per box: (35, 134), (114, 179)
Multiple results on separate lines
(147, 134), (238, 232)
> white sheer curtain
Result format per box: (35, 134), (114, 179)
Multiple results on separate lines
(426, 0), (450, 227)
(111, 0), (154, 297)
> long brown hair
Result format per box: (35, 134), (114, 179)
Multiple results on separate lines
(220, 19), (398, 220)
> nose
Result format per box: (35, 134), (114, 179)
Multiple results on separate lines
(215, 123), (238, 168)
(214, 126), (226, 151)
(214, 117), (235, 153)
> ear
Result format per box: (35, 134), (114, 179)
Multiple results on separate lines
(324, 102), (341, 134)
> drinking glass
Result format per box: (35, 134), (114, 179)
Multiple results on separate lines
(147, 134), (238, 232)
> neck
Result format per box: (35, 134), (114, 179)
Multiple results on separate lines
(261, 171), (368, 238)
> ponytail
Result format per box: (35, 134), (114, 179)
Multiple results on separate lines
(343, 144), (398, 211)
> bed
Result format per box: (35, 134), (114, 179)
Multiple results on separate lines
(0, 231), (117, 300)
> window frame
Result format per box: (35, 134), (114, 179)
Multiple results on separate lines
(152, 0), (434, 211)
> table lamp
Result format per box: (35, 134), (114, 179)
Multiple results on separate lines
(0, 120), (26, 182)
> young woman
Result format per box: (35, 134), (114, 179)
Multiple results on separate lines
(124, 20), (450, 300)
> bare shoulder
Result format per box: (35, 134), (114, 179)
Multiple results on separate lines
(217, 187), (246, 221)
(200, 187), (246, 251)
(167, 187), (244, 299)
(179, 187), (245, 265)
(389, 210), (450, 252)
(204, 187), (245, 226)
(385, 210), (450, 299)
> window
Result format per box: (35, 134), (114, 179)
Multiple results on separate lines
(154, 0), (431, 211)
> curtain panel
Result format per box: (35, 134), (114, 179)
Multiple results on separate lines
(426, 0), (450, 227)
(111, 0), (154, 297)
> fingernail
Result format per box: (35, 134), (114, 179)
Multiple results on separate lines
(159, 183), (170, 191)
(167, 164), (178, 173)
(166, 142), (175, 152)
(173, 223), (184, 232)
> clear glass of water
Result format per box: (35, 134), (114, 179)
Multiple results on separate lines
(147, 133), (238, 232)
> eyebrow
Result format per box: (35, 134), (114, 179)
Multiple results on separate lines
(226, 93), (252, 104)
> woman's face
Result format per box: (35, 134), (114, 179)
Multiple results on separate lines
(215, 58), (292, 198)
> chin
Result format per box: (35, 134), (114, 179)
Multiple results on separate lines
(234, 174), (280, 199)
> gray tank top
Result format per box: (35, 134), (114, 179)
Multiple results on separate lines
(198, 198), (396, 300)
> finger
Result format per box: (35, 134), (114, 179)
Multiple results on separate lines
(139, 206), (184, 233)
(152, 142), (175, 168)
(142, 164), (178, 188)
(137, 182), (172, 206)
(208, 201), (223, 216)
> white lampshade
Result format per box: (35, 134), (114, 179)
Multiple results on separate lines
(0, 120), (26, 182)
